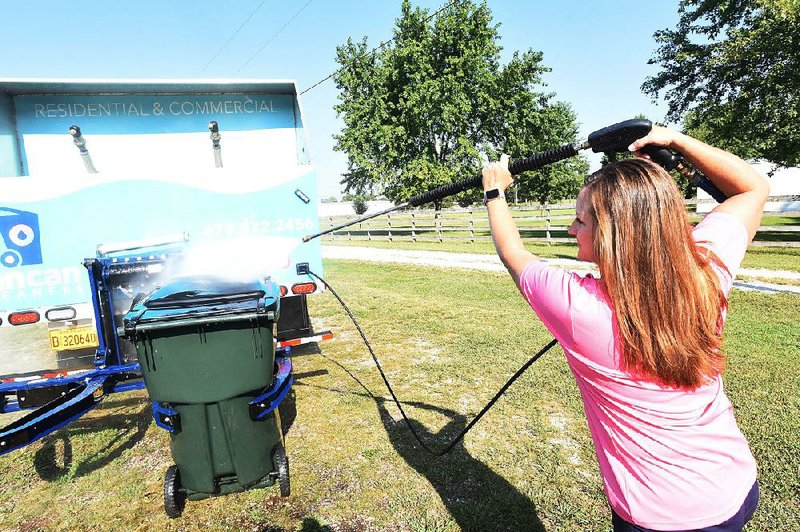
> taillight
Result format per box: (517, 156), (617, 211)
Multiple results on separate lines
(279, 285), (288, 297)
(291, 282), (317, 295)
(9, 310), (41, 325)
(46, 306), (77, 321)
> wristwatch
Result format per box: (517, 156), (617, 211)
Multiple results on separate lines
(483, 188), (505, 206)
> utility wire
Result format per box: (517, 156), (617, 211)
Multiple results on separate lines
(300, 0), (463, 96)
(198, 0), (273, 75)
(233, 0), (316, 77)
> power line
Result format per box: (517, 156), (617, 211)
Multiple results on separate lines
(233, 0), (316, 77)
(198, 0), (273, 76)
(299, 0), (463, 96)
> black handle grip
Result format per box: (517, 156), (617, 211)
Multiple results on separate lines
(407, 143), (581, 207)
(639, 145), (682, 171)
(695, 176), (728, 203)
(588, 119), (652, 153)
(639, 145), (727, 203)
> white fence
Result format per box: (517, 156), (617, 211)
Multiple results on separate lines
(321, 199), (800, 248)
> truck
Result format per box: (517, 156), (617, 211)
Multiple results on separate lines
(0, 79), (329, 450)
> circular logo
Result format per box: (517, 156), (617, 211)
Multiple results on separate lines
(9, 224), (35, 247)
(1, 249), (22, 268)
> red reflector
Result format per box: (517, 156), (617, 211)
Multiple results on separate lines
(291, 282), (317, 295)
(321, 332), (334, 341)
(9, 310), (41, 326)
(279, 285), (288, 297)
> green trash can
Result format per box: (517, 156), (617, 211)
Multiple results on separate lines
(122, 276), (291, 517)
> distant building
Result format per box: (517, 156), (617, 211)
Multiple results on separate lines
(697, 161), (799, 213)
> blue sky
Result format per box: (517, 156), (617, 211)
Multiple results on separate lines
(1, 0), (680, 198)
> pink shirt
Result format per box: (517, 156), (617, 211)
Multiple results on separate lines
(519, 211), (757, 530)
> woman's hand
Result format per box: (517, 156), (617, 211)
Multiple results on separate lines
(482, 154), (513, 192)
(627, 125), (684, 156)
(630, 125), (768, 242)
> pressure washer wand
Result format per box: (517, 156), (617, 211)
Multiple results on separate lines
(302, 118), (655, 242)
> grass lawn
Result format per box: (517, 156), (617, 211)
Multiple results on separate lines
(324, 237), (800, 273)
(0, 260), (797, 530)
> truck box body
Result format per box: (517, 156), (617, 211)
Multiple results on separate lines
(0, 79), (323, 375)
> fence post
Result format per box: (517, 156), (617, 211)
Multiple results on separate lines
(387, 213), (392, 242)
(469, 207), (474, 243)
(411, 212), (416, 242)
(545, 203), (551, 244)
(436, 211), (442, 243)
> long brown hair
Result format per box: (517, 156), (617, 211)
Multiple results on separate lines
(583, 158), (726, 389)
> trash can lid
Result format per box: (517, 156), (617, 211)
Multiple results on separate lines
(123, 276), (279, 330)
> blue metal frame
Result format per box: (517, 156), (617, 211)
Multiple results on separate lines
(0, 367), (146, 456)
(0, 245), (178, 454)
(0, 363), (144, 414)
(151, 401), (180, 432)
(249, 356), (293, 421)
(148, 356), (295, 432)
(0, 243), (295, 457)
(89, 252), (174, 367)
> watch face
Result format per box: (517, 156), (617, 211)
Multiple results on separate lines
(485, 189), (501, 201)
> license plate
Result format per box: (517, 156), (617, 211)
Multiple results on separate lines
(49, 326), (99, 351)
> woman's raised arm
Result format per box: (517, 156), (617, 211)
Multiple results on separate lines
(629, 126), (770, 241)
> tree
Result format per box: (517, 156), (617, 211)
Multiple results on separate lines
(643, 0), (800, 167)
(333, 0), (587, 209)
(351, 194), (369, 215)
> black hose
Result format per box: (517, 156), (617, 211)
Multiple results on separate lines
(407, 143), (580, 207)
(309, 269), (559, 456)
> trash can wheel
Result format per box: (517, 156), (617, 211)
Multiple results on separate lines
(274, 445), (290, 497)
(164, 465), (186, 518)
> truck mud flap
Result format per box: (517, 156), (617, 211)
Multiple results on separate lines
(0, 376), (106, 456)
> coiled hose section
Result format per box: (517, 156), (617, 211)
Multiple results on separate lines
(407, 143), (580, 207)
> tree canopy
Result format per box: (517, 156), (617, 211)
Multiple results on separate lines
(643, 0), (800, 167)
(332, 0), (587, 208)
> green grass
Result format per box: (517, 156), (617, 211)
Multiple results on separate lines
(0, 260), (797, 530)
(324, 237), (800, 272)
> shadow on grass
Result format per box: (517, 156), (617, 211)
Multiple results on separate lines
(33, 399), (152, 481)
(298, 518), (332, 531)
(374, 397), (544, 531)
(308, 353), (544, 531)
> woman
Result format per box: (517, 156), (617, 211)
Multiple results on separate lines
(481, 125), (769, 531)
